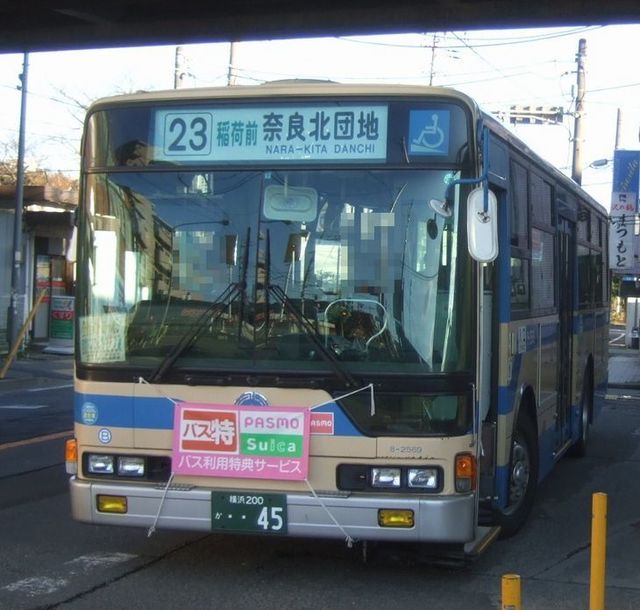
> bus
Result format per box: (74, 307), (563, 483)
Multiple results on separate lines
(65, 83), (609, 559)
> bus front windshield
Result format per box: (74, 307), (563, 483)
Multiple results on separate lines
(78, 168), (473, 378)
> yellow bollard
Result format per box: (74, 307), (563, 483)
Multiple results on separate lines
(501, 573), (521, 610)
(589, 492), (608, 610)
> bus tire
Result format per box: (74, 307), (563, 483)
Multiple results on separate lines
(497, 411), (538, 538)
(569, 371), (593, 458)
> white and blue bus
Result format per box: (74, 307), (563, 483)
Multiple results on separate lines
(66, 83), (609, 558)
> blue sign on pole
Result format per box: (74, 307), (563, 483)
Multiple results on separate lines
(610, 150), (640, 273)
(612, 150), (640, 212)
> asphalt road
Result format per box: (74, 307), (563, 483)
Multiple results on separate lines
(1, 383), (639, 609)
(0, 381), (73, 446)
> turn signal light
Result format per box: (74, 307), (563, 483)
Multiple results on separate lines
(455, 453), (477, 492)
(65, 439), (78, 475)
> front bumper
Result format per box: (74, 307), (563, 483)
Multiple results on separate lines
(69, 477), (476, 543)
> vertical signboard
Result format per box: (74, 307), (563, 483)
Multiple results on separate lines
(609, 150), (640, 272)
(44, 295), (74, 354)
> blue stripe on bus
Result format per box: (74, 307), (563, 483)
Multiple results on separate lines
(135, 397), (176, 429)
(581, 312), (594, 332)
(497, 385), (515, 416)
(311, 403), (362, 436)
(75, 392), (362, 436)
(75, 393), (174, 429)
(493, 307), (609, 510)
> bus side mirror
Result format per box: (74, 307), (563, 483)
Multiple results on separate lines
(467, 186), (498, 263)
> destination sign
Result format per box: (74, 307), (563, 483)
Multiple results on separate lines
(152, 104), (388, 163)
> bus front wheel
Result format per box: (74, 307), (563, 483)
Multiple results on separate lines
(497, 412), (538, 538)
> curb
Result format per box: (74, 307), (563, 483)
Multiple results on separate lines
(607, 383), (640, 391)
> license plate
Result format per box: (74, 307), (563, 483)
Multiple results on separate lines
(211, 492), (288, 534)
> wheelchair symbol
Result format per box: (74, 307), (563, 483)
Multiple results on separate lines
(412, 113), (445, 151)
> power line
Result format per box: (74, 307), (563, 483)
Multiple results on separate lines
(339, 27), (602, 50)
(446, 32), (539, 101)
(456, 26), (602, 44)
(439, 58), (571, 79)
(0, 81), (85, 108)
(588, 81), (640, 94)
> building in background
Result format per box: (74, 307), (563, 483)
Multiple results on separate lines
(0, 185), (77, 350)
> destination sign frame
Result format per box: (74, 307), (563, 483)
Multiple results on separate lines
(152, 104), (388, 163)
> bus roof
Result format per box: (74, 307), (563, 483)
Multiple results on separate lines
(86, 81), (608, 215)
(87, 81), (481, 114)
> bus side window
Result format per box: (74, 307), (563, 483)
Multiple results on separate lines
(509, 157), (531, 313)
(510, 160), (529, 249)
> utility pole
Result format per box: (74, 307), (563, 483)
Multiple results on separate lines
(174, 46), (186, 89)
(8, 52), (29, 349)
(428, 34), (437, 86)
(572, 38), (587, 185)
(615, 108), (622, 149)
(227, 42), (237, 86)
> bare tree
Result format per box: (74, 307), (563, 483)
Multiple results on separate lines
(0, 139), (48, 185)
(0, 138), (77, 188)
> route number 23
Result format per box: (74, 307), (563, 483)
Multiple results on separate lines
(163, 112), (212, 156)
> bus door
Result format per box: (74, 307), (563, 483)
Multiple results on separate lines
(556, 216), (575, 446)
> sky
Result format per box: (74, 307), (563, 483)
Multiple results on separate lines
(1, 23), (639, 209)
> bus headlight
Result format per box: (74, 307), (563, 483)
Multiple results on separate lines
(371, 467), (401, 488)
(117, 456), (145, 477)
(87, 454), (114, 475)
(83, 453), (170, 481)
(407, 467), (439, 489)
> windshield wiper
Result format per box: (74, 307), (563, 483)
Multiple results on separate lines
(268, 284), (358, 389)
(148, 227), (251, 383)
(147, 281), (245, 383)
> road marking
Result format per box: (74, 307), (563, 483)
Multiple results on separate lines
(66, 552), (138, 572)
(2, 576), (68, 596)
(0, 429), (73, 452)
(1, 553), (137, 597)
(28, 383), (73, 393)
(0, 404), (47, 410)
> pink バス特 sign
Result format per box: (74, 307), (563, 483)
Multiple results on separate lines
(172, 403), (310, 481)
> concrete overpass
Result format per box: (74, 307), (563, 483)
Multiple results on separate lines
(1, 1), (639, 53)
